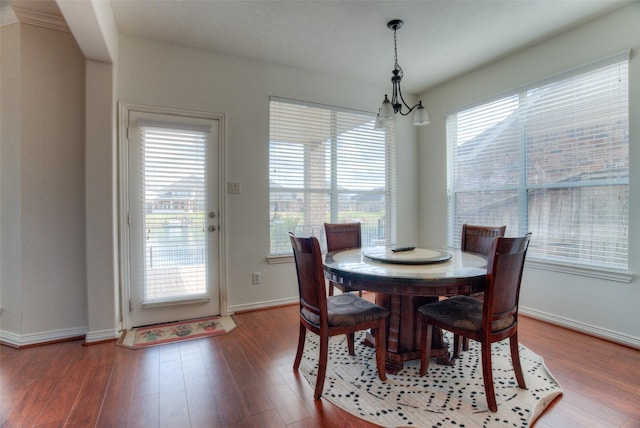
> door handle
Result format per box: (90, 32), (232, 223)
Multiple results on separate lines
(208, 225), (216, 232)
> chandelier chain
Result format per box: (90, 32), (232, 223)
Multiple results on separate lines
(394, 28), (398, 67)
(393, 28), (402, 75)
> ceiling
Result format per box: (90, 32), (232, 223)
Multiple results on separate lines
(6, 0), (632, 94)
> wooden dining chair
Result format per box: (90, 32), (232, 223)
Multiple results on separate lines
(461, 224), (507, 256)
(324, 222), (362, 296)
(460, 224), (506, 351)
(289, 233), (389, 400)
(418, 233), (532, 412)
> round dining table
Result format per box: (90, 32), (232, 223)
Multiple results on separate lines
(324, 246), (488, 373)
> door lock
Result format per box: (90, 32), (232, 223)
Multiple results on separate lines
(209, 212), (216, 219)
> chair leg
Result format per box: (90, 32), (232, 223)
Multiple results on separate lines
(481, 342), (498, 412)
(509, 333), (527, 389)
(346, 332), (355, 355)
(374, 319), (387, 381)
(314, 333), (329, 400)
(293, 323), (307, 370)
(328, 282), (335, 296)
(463, 337), (470, 351)
(419, 324), (433, 376)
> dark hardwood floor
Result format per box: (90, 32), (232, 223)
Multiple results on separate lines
(1, 302), (639, 427)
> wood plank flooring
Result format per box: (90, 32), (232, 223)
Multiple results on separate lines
(1, 303), (639, 427)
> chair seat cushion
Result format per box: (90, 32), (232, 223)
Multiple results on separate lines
(302, 293), (389, 327)
(418, 296), (514, 333)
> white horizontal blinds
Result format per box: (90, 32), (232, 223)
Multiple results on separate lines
(447, 96), (522, 246)
(269, 97), (395, 255)
(139, 125), (209, 303)
(524, 59), (628, 268)
(447, 55), (629, 269)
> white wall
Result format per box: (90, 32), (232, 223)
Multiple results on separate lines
(418, 3), (640, 348)
(0, 22), (87, 345)
(118, 34), (419, 313)
(0, 22), (22, 336)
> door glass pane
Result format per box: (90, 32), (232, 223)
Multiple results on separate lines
(140, 126), (208, 303)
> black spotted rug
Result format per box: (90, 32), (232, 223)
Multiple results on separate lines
(298, 331), (562, 427)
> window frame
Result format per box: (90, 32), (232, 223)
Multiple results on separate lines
(446, 51), (632, 282)
(267, 97), (396, 259)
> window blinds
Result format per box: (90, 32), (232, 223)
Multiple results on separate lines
(269, 97), (396, 255)
(447, 54), (629, 269)
(139, 125), (209, 302)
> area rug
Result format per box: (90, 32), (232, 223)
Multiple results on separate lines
(298, 331), (562, 427)
(117, 315), (237, 349)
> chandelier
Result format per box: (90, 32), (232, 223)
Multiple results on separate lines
(376, 19), (429, 129)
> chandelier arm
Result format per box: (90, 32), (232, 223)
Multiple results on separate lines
(396, 81), (420, 116)
(390, 78), (400, 113)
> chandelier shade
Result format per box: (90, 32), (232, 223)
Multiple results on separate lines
(379, 95), (395, 119)
(412, 102), (430, 126)
(377, 19), (429, 128)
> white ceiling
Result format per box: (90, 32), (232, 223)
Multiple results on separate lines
(8, 0), (632, 94)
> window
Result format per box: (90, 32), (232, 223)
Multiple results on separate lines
(269, 97), (396, 255)
(136, 123), (209, 303)
(447, 52), (629, 270)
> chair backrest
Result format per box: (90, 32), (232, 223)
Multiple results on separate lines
(483, 234), (532, 331)
(289, 233), (328, 322)
(461, 224), (507, 256)
(324, 222), (361, 252)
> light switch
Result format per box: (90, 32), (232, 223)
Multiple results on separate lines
(227, 181), (241, 194)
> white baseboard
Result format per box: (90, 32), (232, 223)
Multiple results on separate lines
(229, 297), (298, 313)
(85, 324), (123, 344)
(520, 306), (640, 350)
(0, 326), (87, 347)
(4, 306), (635, 350)
(0, 323), (124, 347)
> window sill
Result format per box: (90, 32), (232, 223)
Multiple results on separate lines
(267, 254), (294, 264)
(526, 258), (633, 283)
(268, 254), (634, 283)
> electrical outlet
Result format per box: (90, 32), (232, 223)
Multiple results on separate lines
(228, 181), (241, 194)
(252, 272), (262, 284)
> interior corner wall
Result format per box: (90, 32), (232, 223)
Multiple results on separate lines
(85, 59), (120, 343)
(417, 3), (640, 348)
(0, 22), (23, 337)
(0, 22), (88, 345)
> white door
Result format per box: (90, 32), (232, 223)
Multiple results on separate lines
(125, 109), (221, 327)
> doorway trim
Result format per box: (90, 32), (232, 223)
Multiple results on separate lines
(118, 102), (227, 330)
